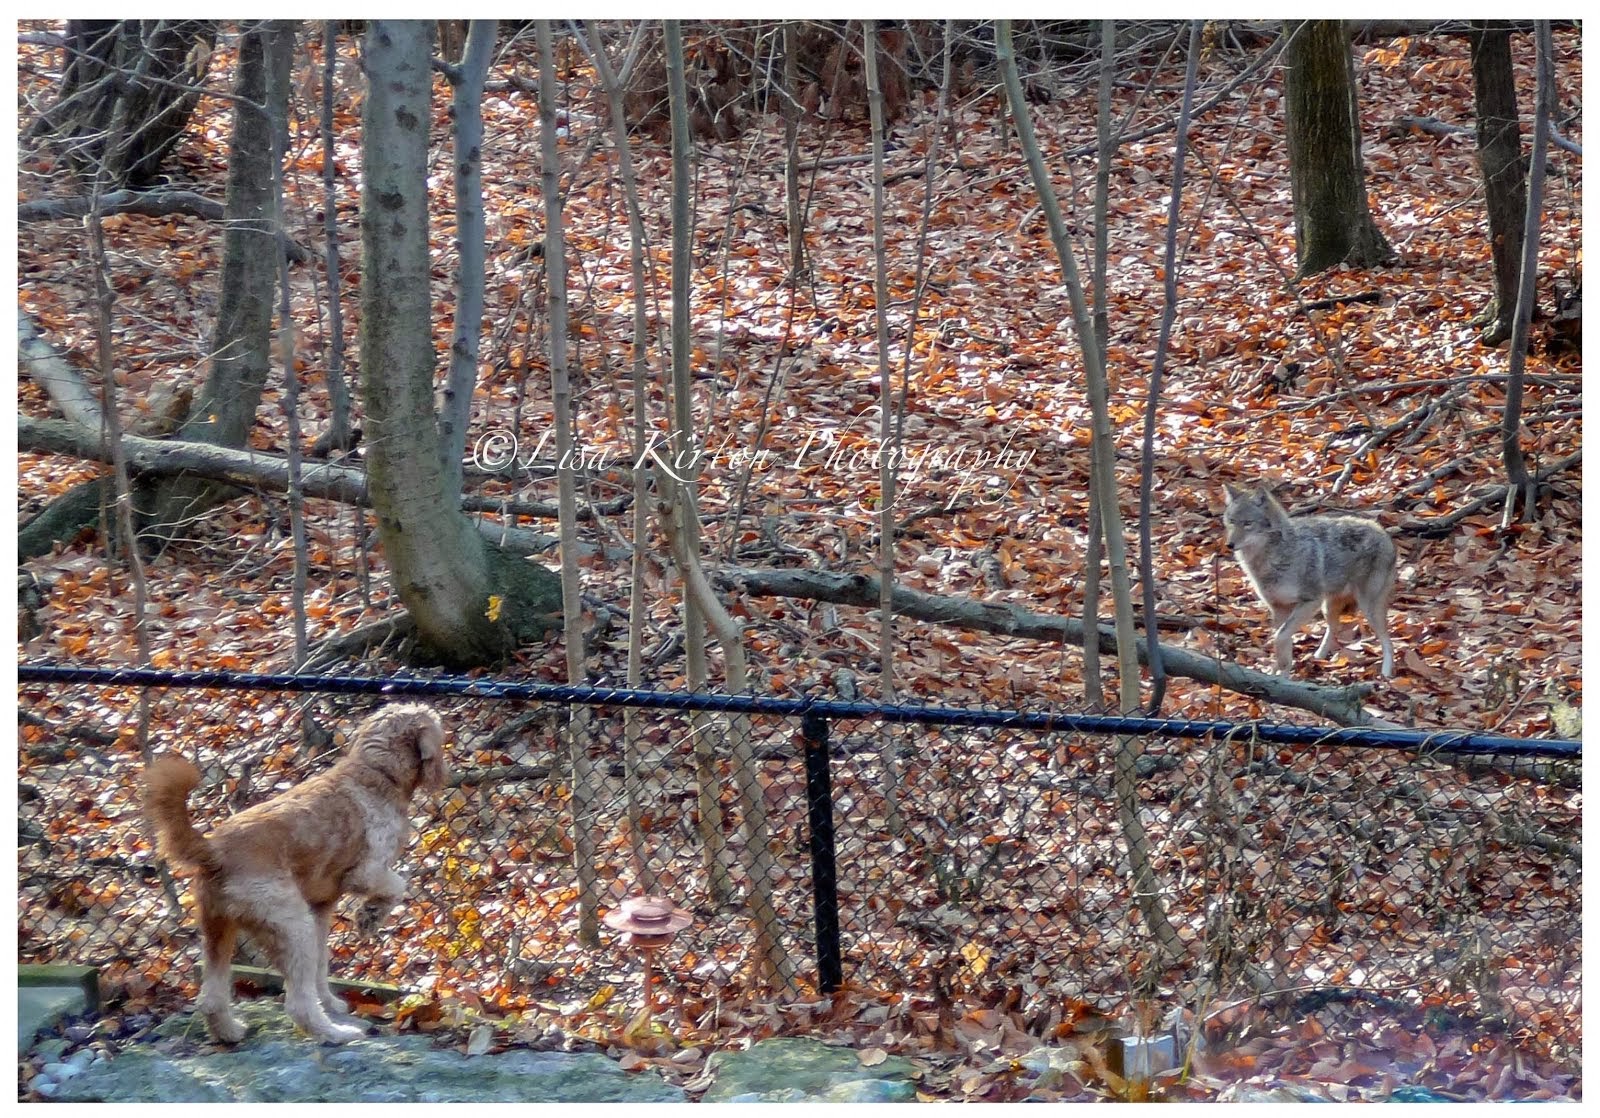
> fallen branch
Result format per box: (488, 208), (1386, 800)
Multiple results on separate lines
(1396, 448), (1582, 537)
(299, 616), (415, 674)
(19, 189), (316, 262)
(19, 188), (224, 223)
(1327, 384), (1466, 498)
(1300, 290), (1384, 312)
(715, 564), (1383, 726)
(19, 308), (104, 431)
(16, 415), (635, 551)
(1390, 112), (1580, 155)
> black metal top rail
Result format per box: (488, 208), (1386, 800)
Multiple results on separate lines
(16, 662), (1580, 759)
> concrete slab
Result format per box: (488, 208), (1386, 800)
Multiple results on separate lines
(18, 985), (91, 1055)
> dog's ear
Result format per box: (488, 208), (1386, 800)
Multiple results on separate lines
(414, 713), (447, 792)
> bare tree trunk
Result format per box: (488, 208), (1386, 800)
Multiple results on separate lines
(652, 468), (797, 993)
(85, 200), (153, 746)
(1081, 22), (1117, 711)
(996, 19), (1185, 964)
(781, 22), (808, 282)
(1135, 21), (1202, 716)
(359, 20), (560, 668)
(1500, 20), (1550, 527)
(318, 22), (354, 455)
(268, 23), (308, 671)
(149, 22), (292, 540)
(85, 180), (177, 901)
(665, 19), (732, 904)
(536, 20), (600, 947)
(37, 20), (214, 188)
(1091, 22), (1115, 359)
(319, 22), (365, 607)
(584, 19), (659, 895)
(863, 20), (906, 837)
(440, 20), (497, 495)
(1469, 21), (1529, 346)
(1283, 20), (1394, 276)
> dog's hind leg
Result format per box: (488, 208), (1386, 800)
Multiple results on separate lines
(197, 903), (247, 1044)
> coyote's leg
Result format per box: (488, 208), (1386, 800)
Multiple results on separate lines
(1271, 599), (1323, 676)
(1356, 584), (1395, 678)
(1316, 593), (1355, 659)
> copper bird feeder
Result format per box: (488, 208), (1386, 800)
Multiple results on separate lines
(603, 895), (692, 1030)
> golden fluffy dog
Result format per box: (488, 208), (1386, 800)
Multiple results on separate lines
(144, 703), (446, 1044)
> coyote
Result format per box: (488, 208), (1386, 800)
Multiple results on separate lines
(1222, 483), (1396, 678)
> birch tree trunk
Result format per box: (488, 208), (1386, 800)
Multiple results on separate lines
(317, 21), (355, 455)
(664, 19), (733, 904)
(995, 19), (1185, 964)
(148, 21), (293, 540)
(585, 19), (660, 894)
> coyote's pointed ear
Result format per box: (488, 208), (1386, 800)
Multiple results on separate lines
(1223, 482), (1247, 501)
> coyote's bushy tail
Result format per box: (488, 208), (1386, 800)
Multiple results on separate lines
(143, 754), (218, 872)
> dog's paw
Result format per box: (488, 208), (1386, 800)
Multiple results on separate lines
(207, 1012), (248, 1045)
(354, 900), (392, 938)
(318, 1020), (369, 1045)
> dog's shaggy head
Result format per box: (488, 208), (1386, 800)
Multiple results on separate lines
(349, 703), (447, 794)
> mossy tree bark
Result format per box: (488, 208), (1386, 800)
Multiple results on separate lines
(1283, 20), (1394, 277)
(1468, 21), (1529, 346)
(360, 20), (559, 669)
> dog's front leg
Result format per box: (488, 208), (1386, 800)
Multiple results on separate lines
(354, 897), (396, 938)
(312, 903), (365, 1026)
(351, 866), (407, 937)
(272, 904), (366, 1044)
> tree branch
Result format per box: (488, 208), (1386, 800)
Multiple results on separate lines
(714, 564), (1385, 727)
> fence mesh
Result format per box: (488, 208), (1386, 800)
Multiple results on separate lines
(16, 675), (1580, 1065)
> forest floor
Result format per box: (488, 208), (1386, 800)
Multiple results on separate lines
(16, 22), (1582, 1102)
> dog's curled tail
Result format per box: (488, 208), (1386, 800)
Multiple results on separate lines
(144, 754), (218, 872)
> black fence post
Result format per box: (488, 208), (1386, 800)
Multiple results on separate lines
(801, 710), (843, 992)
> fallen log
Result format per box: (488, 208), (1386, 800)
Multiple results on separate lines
(18, 415), (557, 556)
(713, 564), (1384, 727)
(19, 189), (317, 261)
(19, 188), (225, 223)
(19, 308), (104, 432)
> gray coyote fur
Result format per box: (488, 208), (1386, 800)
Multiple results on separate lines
(1222, 483), (1396, 678)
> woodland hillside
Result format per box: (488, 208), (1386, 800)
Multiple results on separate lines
(17, 22), (1581, 733)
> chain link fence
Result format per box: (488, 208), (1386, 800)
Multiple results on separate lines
(17, 666), (1580, 1063)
